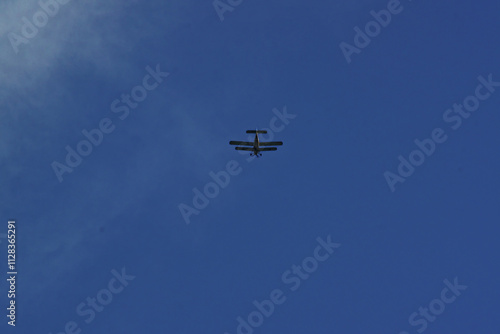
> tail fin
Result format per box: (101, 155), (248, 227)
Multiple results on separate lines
(246, 130), (267, 134)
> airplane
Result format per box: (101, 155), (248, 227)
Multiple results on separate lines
(229, 130), (283, 157)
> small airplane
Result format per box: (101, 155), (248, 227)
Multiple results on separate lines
(229, 130), (283, 157)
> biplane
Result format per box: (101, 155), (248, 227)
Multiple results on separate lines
(229, 130), (283, 157)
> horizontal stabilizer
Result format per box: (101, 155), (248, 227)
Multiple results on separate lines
(229, 141), (253, 146)
(235, 147), (254, 151)
(246, 130), (267, 134)
(259, 141), (283, 146)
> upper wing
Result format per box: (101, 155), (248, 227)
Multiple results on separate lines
(259, 141), (283, 146)
(229, 141), (253, 146)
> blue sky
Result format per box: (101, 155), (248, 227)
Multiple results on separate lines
(1, 0), (499, 333)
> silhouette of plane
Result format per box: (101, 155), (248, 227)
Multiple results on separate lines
(229, 130), (283, 157)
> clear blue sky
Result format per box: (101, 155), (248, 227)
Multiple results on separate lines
(1, 0), (499, 333)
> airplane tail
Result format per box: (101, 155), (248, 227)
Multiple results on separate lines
(246, 130), (267, 134)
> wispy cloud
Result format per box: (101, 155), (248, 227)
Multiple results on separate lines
(0, 0), (185, 301)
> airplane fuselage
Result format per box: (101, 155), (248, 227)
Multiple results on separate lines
(253, 133), (260, 149)
(250, 133), (261, 156)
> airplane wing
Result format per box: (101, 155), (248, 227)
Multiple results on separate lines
(259, 141), (283, 146)
(259, 147), (277, 151)
(235, 147), (254, 151)
(229, 141), (253, 146)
